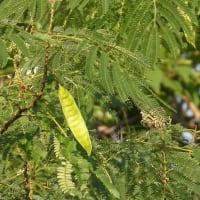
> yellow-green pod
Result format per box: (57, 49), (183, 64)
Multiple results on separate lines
(58, 85), (92, 156)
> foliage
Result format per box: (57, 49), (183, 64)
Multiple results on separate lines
(0, 0), (200, 199)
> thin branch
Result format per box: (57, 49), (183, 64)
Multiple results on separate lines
(153, 0), (157, 27)
(23, 161), (31, 200)
(47, 112), (67, 137)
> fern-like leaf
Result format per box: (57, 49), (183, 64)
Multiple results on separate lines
(10, 34), (30, 57)
(99, 52), (114, 94)
(57, 161), (75, 194)
(85, 46), (98, 81)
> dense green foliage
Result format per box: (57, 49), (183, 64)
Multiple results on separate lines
(0, 0), (200, 199)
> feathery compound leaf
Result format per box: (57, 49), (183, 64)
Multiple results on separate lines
(158, 21), (180, 57)
(35, 0), (49, 22)
(112, 62), (128, 101)
(57, 161), (75, 193)
(53, 136), (64, 159)
(58, 85), (92, 156)
(101, 0), (109, 15)
(0, 0), (27, 19)
(143, 26), (159, 66)
(10, 34), (30, 57)
(29, 0), (37, 18)
(103, 42), (151, 69)
(126, 0), (152, 50)
(0, 39), (9, 68)
(176, 7), (196, 47)
(85, 46), (98, 81)
(99, 52), (114, 94)
(95, 168), (120, 199)
(120, 0), (141, 35)
(158, 0), (197, 49)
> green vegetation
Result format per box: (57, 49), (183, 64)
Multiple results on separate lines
(0, 0), (200, 199)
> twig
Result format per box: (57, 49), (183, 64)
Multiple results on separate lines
(23, 161), (31, 200)
(47, 112), (67, 137)
(48, 0), (55, 33)
(160, 129), (168, 200)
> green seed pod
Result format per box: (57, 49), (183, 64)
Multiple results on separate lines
(58, 85), (92, 156)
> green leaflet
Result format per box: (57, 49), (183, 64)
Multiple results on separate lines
(99, 52), (114, 94)
(0, 39), (9, 68)
(58, 85), (92, 156)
